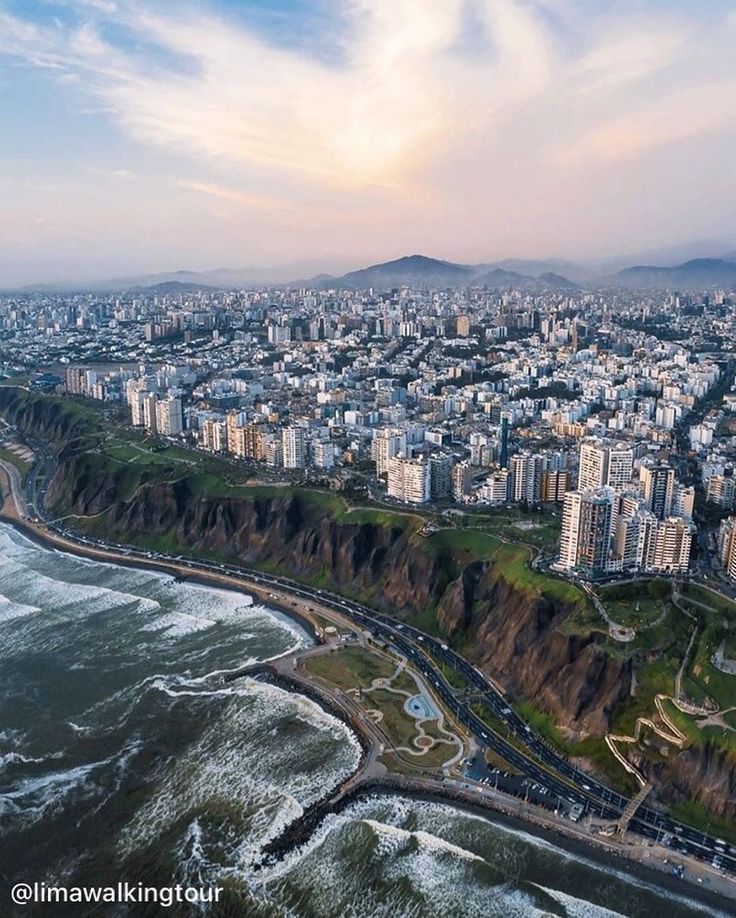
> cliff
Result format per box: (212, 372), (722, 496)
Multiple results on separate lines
(3, 386), (733, 821)
(43, 457), (628, 736)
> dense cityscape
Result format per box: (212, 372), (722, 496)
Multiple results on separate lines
(3, 0), (736, 912)
(3, 272), (735, 585)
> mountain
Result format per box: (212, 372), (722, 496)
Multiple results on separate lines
(536, 272), (580, 290)
(318, 255), (474, 289)
(490, 258), (578, 277)
(126, 280), (217, 294)
(316, 255), (577, 291)
(614, 258), (736, 289)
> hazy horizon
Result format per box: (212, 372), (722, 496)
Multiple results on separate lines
(2, 0), (736, 285)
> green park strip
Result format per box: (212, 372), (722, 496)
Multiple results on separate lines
(303, 645), (463, 774)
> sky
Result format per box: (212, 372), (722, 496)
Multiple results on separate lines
(1, 0), (735, 285)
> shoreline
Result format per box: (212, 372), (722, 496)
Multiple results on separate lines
(0, 512), (320, 644)
(0, 509), (734, 910)
(237, 665), (735, 915)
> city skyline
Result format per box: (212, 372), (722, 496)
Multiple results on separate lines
(2, 0), (736, 285)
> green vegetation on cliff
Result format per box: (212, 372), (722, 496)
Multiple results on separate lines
(7, 386), (736, 825)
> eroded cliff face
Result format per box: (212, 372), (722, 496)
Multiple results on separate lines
(5, 384), (730, 819)
(438, 569), (630, 734)
(642, 742), (736, 823)
(0, 388), (94, 444)
(46, 463), (628, 735)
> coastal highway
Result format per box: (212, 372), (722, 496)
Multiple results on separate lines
(10, 436), (736, 879)
(34, 525), (736, 878)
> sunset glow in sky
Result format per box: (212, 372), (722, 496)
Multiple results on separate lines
(1, 0), (735, 284)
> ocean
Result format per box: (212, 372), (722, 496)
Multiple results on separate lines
(0, 522), (727, 917)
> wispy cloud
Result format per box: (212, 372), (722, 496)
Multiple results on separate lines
(1, 1), (733, 185)
(0, 0), (734, 280)
(177, 179), (291, 212)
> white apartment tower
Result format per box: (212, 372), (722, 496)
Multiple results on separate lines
(645, 517), (693, 574)
(155, 396), (183, 436)
(717, 517), (736, 581)
(578, 439), (633, 491)
(374, 428), (408, 476)
(387, 455), (431, 504)
(282, 426), (307, 469)
(312, 439), (336, 469)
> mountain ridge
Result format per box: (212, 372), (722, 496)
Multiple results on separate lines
(4, 249), (736, 293)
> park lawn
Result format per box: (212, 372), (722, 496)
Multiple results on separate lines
(609, 658), (676, 738)
(687, 626), (736, 711)
(686, 585), (736, 621)
(365, 688), (426, 749)
(604, 597), (665, 628)
(631, 607), (691, 655)
(491, 542), (587, 608)
(340, 505), (423, 531)
(558, 601), (609, 638)
(421, 528), (501, 563)
(303, 645), (396, 691)
(388, 669), (421, 696)
(459, 506), (561, 552)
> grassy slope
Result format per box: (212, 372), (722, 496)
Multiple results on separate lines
(7, 388), (736, 818)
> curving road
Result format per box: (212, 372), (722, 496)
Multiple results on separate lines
(7, 432), (736, 883)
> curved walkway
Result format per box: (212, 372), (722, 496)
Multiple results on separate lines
(361, 666), (464, 766)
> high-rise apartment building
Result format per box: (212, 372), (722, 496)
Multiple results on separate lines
(509, 452), (546, 503)
(614, 506), (655, 570)
(639, 459), (675, 519)
(282, 426), (307, 469)
(672, 484), (695, 521)
(428, 454), (453, 500)
(541, 469), (569, 502)
(578, 439), (633, 491)
(201, 418), (226, 452)
(558, 487), (615, 573)
(141, 392), (158, 434)
(456, 314), (471, 337)
(706, 475), (735, 510)
(452, 461), (475, 501)
(312, 439), (336, 469)
(478, 468), (510, 504)
(717, 517), (736, 581)
(645, 517), (693, 574)
(155, 396), (183, 436)
(373, 428), (408, 476)
(66, 366), (86, 395)
(387, 455), (431, 504)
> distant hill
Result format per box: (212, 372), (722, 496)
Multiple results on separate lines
(614, 258), (736, 289)
(317, 255), (474, 289)
(126, 280), (217, 294)
(315, 254), (578, 291)
(8, 248), (735, 294)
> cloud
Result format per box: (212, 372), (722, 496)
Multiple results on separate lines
(177, 179), (291, 212)
(555, 79), (736, 165)
(1, 1), (733, 186)
(0, 0), (734, 277)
